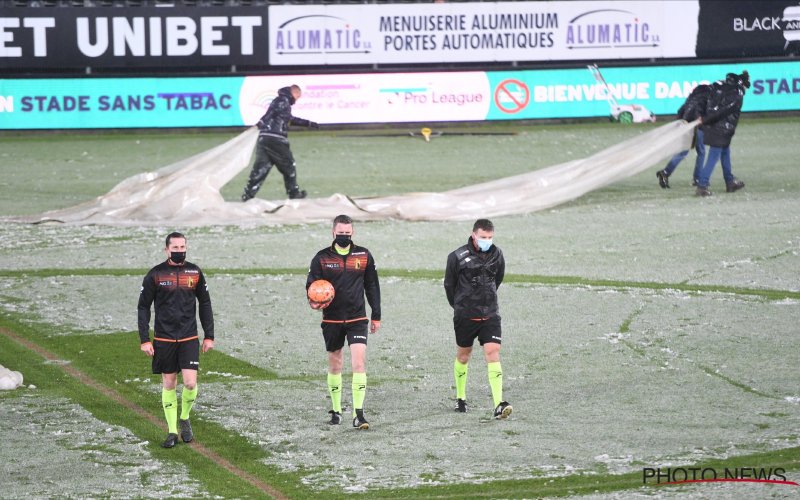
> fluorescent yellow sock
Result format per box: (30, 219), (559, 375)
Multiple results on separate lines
(180, 386), (197, 420)
(327, 373), (342, 413)
(162, 388), (178, 434)
(487, 361), (503, 407)
(454, 359), (468, 400)
(352, 372), (367, 417)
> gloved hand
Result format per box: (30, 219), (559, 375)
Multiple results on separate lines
(309, 121), (320, 129)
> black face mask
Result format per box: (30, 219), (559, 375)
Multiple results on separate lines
(169, 251), (186, 264)
(334, 234), (352, 247)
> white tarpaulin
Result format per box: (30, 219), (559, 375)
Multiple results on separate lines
(7, 120), (695, 227)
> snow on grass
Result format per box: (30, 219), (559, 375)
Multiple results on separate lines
(0, 118), (798, 495)
(0, 392), (209, 499)
(1, 195), (798, 292)
(204, 371), (250, 379)
(2, 273), (798, 492)
(0, 275), (141, 335)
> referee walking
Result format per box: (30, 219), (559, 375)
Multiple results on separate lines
(307, 215), (381, 429)
(444, 219), (512, 419)
(138, 231), (215, 448)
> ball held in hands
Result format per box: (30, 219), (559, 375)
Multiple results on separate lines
(307, 279), (334, 309)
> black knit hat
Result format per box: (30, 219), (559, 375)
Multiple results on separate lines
(725, 71), (751, 89)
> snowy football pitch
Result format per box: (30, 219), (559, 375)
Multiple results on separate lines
(1, 118), (799, 498)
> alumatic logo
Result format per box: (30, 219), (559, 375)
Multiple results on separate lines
(566, 9), (660, 49)
(274, 15), (372, 55)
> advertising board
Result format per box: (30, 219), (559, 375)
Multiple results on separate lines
(1, 61), (797, 130)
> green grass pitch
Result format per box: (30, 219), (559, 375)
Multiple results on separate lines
(1, 118), (800, 498)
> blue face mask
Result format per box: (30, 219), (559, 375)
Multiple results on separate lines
(476, 238), (493, 252)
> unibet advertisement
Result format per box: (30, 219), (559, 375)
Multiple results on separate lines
(0, 61), (797, 130)
(0, 6), (268, 69)
(2, 1), (798, 72)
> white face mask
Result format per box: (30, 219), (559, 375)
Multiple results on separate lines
(476, 238), (493, 252)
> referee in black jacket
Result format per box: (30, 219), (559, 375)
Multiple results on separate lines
(138, 231), (215, 448)
(444, 219), (512, 420)
(307, 215), (381, 430)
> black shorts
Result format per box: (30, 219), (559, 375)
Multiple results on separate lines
(152, 337), (200, 374)
(322, 320), (369, 352)
(454, 315), (502, 348)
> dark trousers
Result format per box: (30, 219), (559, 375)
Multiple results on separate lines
(243, 136), (300, 197)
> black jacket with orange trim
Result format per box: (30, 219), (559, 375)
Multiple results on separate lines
(444, 238), (505, 320)
(307, 243), (381, 322)
(137, 260), (214, 344)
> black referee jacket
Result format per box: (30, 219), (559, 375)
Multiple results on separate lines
(137, 260), (214, 344)
(307, 243), (381, 323)
(444, 238), (505, 320)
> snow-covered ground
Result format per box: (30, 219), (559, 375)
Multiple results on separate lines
(1, 120), (798, 497)
(1, 270), (798, 494)
(0, 393), (207, 499)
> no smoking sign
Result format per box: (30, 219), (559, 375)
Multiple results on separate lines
(494, 79), (530, 114)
